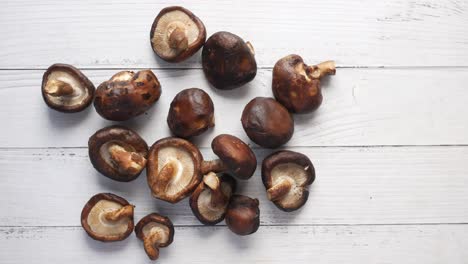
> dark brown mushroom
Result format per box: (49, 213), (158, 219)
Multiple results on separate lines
(167, 88), (214, 138)
(262, 150), (315, 211)
(150, 6), (206, 62)
(135, 213), (174, 261)
(202, 31), (257, 89)
(88, 125), (148, 182)
(41, 63), (95, 113)
(241, 97), (294, 148)
(189, 173), (236, 225)
(81, 193), (135, 242)
(94, 70), (161, 121)
(225, 195), (260, 236)
(273, 55), (335, 113)
(147, 135), (255, 203)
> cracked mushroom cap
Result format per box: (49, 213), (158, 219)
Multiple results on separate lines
(135, 213), (175, 261)
(81, 193), (135, 242)
(262, 150), (315, 211)
(211, 134), (257, 180)
(225, 195), (260, 236)
(167, 88), (214, 138)
(150, 6), (206, 62)
(88, 126), (148, 182)
(241, 97), (294, 148)
(41, 63), (95, 113)
(147, 137), (203, 203)
(273, 55), (336, 113)
(202, 31), (257, 89)
(189, 173), (236, 225)
(94, 70), (161, 121)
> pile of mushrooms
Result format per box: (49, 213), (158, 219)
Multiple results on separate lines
(41, 4), (336, 262)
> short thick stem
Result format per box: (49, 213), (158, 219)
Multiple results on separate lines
(168, 27), (188, 51)
(109, 145), (146, 174)
(267, 178), (293, 201)
(45, 80), (74, 96)
(143, 231), (161, 260)
(201, 159), (226, 175)
(308, 60), (336, 79)
(153, 162), (177, 193)
(104, 205), (134, 221)
(203, 173), (227, 208)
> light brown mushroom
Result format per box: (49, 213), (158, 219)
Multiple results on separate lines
(135, 213), (175, 261)
(150, 6), (206, 62)
(262, 150), (315, 211)
(81, 193), (135, 242)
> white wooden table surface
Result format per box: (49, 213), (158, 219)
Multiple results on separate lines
(1, 0), (468, 263)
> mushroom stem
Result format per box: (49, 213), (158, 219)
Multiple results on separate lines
(45, 79), (74, 96)
(308, 60), (336, 79)
(143, 231), (161, 260)
(201, 159), (226, 175)
(108, 145), (147, 174)
(153, 161), (177, 193)
(203, 172), (228, 208)
(104, 205), (134, 221)
(168, 27), (188, 51)
(267, 178), (293, 201)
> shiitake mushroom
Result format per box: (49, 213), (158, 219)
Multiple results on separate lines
(42, 63), (95, 113)
(262, 150), (315, 211)
(225, 195), (260, 236)
(241, 97), (294, 148)
(273, 55), (335, 113)
(150, 6), (206, 62)
(202, 31), (257, 89)
(81, 193), (135, 242)
(167, 88), (214, 138)
(94, 70), (161, 121)
(88, 125), (148, 182)
(135, 213), (175, 260)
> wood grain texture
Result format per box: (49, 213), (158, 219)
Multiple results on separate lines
(1, 146), (467, 226)
(1, 225), (467, 263)
(0, 0), (467, 68)
(1, 68), (468, 148)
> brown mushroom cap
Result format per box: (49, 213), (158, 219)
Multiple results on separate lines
(202, 31), (257, 90)
(41, 63), (95, 113)
(135, 213), (175, 260)
(225, 195), (260, 236)
(147, 137), (203, 203)
(273, 55), (336, 113)
(211, 134), (257, 180)
(81, 193), (135, 242)
(167, 88), (214, 138)
(262, 150), (315, 212)
(94, 70), (161, 121)
(241, 97), (294, 148)
(189, 173), (236, 225)
(150, 6), (206, 62)
(88, 125), (148, 182)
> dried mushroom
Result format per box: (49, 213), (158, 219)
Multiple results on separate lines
(167, 88), (214, 138)
(189, 173), (236, 225)
(225, 195), (260, 236)
(94, 70), (161, 121)
(241, 97), (294, 148)
(135, 213), (175, 260)
(262, 150), (315, 211)
(81, 193), (135, 242)
(147, 135), (255, 203)
(150, 6), (206, 62)
(42, 63), (95, 112)
(202, 31), (257, 89)
(273, 55), (335, 113)
(89, 126), (148, 182)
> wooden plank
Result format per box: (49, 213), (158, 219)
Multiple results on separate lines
(1, 68), (468, 148)
(1, 146), (468, 226)
(0, 225), (467, 263)
(1, 0), (467, 68)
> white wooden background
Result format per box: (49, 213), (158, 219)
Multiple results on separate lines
(1, 0), (468, 263)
